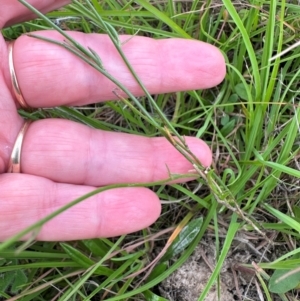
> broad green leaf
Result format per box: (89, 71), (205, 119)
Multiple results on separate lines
(161, 217), (203, 262)
(0, 270), (15, 292)
(269, 267), (300, 294)
(0, 260), (28, 294)
(220, 119), (236, 136)
(220, 114), (230, 126)
(10, 270), (28, 294)
(234, 83), (254, 101)
(226, 94), (238, 113)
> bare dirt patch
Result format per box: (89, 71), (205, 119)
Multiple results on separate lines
(158, 234), (284, 301)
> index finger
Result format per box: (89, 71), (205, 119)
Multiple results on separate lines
(9, 32), (226, 108)
(1, 0), (70, 28)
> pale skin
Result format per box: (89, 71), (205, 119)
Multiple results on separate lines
(0, 0), (226, 241)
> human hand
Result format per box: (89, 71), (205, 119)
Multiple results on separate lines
(0, 0), (226, 241)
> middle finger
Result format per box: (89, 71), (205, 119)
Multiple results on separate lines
(21, 119), (212, 186)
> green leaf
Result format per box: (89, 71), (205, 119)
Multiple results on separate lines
(263, 204), (300, 232)
(134, 0), (191, 38)
(0, 271), (15, 292)
(220, 114), (230, 126)
(143, 289), (169, 301)
(82, 239), (110, 258)
(220, 119), (236, 136)
(222, 168), (236, 185)
(10, 270), (27, 294)
(258, 160), (300, 179)
(161, 217), (203, 262)
(147, 263), (168, 282)
(0, 262), (27, 294)
(269, 267), (300, 294)
(198, 220), (240, 301)
(234, 83), (254, 101)
(60, 243), (112, 276)
(222, 0), (261, 98)
(60, 243), (95, 268)
(292, 206), (300, 223)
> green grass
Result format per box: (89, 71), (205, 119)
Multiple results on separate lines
(1, 0), (300, 300)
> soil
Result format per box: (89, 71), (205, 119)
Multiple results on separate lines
(158, 234), (286, 301)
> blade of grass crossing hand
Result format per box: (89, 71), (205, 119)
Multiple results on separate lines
(84, 1), (186, 136)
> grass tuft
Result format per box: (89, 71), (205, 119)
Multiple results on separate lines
(2, 0), (300, 300)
